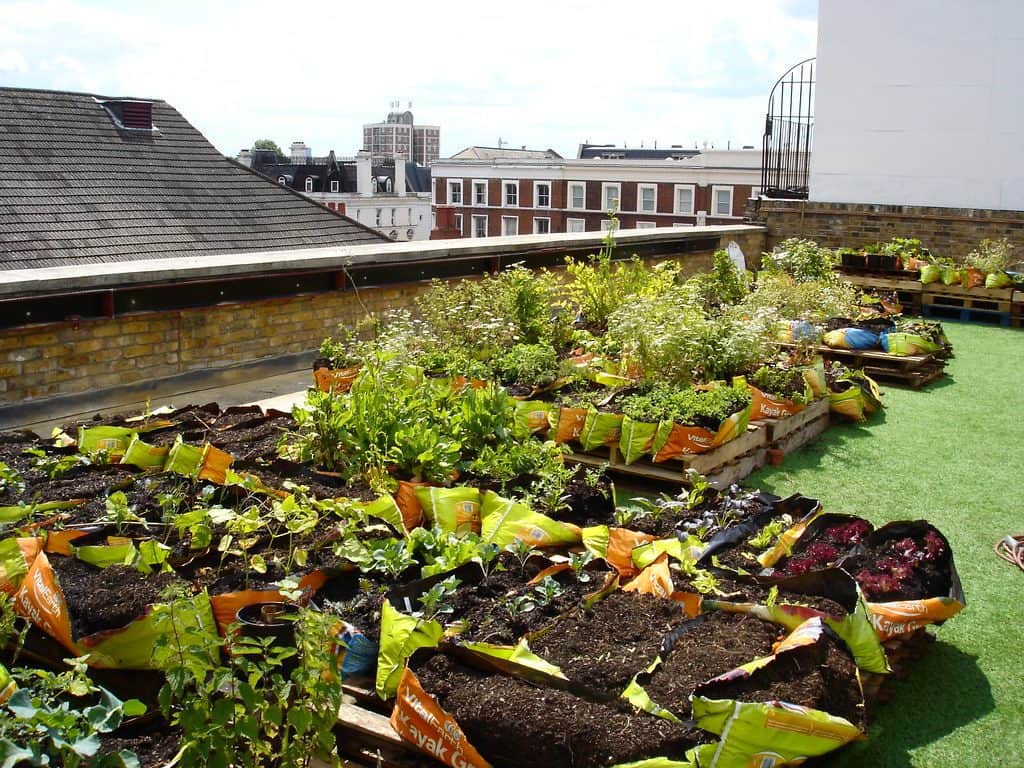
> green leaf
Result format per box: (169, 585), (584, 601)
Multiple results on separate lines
(286, 706), (313, 735)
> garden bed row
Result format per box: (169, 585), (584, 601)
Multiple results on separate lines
(0, 405), (965, 766)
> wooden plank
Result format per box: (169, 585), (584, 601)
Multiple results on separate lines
(924, 291), (1011, 312)
(761, 398), (830, 443)
(839, 273), (922, 292)
(683, 425), (768, 474)
(770, 413), (831, 456)
(1013, 290), (1024, 307)
(707, 449), (768, 490)
(923, 283), (1014, 300)
(337, 702), (405, 749)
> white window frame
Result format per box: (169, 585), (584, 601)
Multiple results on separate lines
(375, 208), (382, 226)
(712, 185), (734, 216)
(330, 180), (339, 193)
(636, 221), (657, 229)
(454, 213), (463, 233)
(277, 176), (287, 185)
(304, 177), (314, 193)
(502, 180), (518, 207)
(447, 179), (463, 205)
(672, 222), (694, 228)
(600, 219), (619, 233)
(534, 181), (551, 209)
(566, 218), (586, 233)
(501, 215), (519, 236)
(601, 182), (621, 213)
(567, 182), (586, 210)
(674, 184), (696, 215)
(472, 179), (488, 206)
(471, 214), (488, 238)
(637, 183), (657, 213)
(533, 217), (551, 234)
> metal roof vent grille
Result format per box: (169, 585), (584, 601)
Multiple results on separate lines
(98, 99), (156, 132)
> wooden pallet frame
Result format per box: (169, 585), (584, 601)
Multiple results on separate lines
(837, 272), (924, 313)
(566, 401), (831, 488)
(923, 290), (1011, 313)
(923, 303), (1011, 326)
(778, 342), (946, 388)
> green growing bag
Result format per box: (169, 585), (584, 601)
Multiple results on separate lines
(479, 491), (581, 548)
(580, 408), (625, 451)
(919, 264), (941, 284)
(414, 487), (482, 536)
(375, 601), (444, 699)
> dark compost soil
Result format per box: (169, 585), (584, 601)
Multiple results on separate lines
(99, 722), (182, 768)
(50, 556), (187, 638)
(528, 591), (685, 698)
(639, 610), (782, 719)
(697, 637), (865, 728)
(413, 652), (709, 768)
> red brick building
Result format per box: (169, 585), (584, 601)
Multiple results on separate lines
(430, 146), (761, 237)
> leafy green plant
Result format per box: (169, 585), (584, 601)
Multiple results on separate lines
(24, 449), (94, 481)
(740, 272), (859, 324)
(505, 539), (539, 572)
(621, 381), (751, 427)
(691, 569), (722, 596)
(503, 593), (537, 619)
(416, 575), (461, 621)
(0, 656), (145, 768)
(155, 600), (342, 768)
(691, 249), (749, 308)
(569, 551), (595, 583)
(761, 238), (837, 283)
(966, 237), (1015, 274)
(493, 343), (559, 387)
(533, 575), (566, 606)
(98, 491), (149, 535)
(0, 462), (24, 497)
(748, 515), (793, 550)
(369, 538), (416, 580)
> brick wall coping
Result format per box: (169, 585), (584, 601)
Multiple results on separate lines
(758, 198), (1024, 222)
(0, 225), (764, 299)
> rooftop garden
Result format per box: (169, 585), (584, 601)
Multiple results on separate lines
(0, 230), (1018, 767)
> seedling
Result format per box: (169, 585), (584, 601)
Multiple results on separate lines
(533, 575), (566, 607)
(417, 575), (461, 621)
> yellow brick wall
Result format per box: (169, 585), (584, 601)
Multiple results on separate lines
(0, 230), (764, 406)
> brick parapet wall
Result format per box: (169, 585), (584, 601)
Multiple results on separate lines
(756, 199), (1024, 260)
(0, 229), (764, 407)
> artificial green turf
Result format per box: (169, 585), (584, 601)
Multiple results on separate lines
(740, 321), (1024, 767)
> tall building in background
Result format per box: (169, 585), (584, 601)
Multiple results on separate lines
(363, 103), (440, 165)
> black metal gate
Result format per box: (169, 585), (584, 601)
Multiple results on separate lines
(761, 58), (815, 199)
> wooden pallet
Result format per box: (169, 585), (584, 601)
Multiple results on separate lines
(778, 342), (946, 388)
(838, 272), (923, 313)
(760, 398), (830, 443)
(567, 402), (832, 488)
(566, 424), (768, 488)
(923, 303), (1011, 326)
(335, 701), (433, 768)
(923, 290), (1011, 313)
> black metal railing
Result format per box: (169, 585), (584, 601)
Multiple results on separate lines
(762, 58), (815, 199)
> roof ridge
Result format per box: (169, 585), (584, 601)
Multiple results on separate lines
(0, 85), (168, 103)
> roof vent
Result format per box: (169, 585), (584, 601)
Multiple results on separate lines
(98, 99), (156, 131)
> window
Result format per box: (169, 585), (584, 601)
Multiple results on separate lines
(600, 219), (619, 233)
(712, 186), (734, 216)
(447, 180), (462, 204)
(385, 178), (393, 193)
(534, 217), (550, 234)
(568, 182), (585, 210)
(674, 184), (695, 215)
(330, 180), (339, 193)
(502, 216), (519, 236)
(638, 184), (657, 213)
(371, 177), (379, 193)
(535, 182), (551, 208)
(473, 180), (488, 205)
(375, 209), (382, 226)
(636, 221), (657, 229)
(566, 218), (586, 233)
(472, 215), (487, 238)
(304, 177), (314, 193)
(277, 176), (287, 185)
(503, 180), (518, 207)
(602, 183), (620, 212)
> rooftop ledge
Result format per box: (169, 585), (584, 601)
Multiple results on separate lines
(0, 224), (764, 299)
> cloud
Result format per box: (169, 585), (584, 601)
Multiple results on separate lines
(0, 0), (817, 158)
(0, 50), (28, 72)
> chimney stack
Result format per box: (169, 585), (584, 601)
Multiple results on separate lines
(394, 159), (407, 196)
(355, 151), (373, 197)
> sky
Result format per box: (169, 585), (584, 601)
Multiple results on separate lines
(0, 0), (818, 159)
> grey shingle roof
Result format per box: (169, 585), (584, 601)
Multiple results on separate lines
(0, 88), (386, 270)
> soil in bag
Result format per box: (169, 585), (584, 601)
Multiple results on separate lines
(697, 633), (865, 728)
(99, 721), (182, 768)
(529, 591), (685, 699)
(49, 556), (188, 639)
(413, 652), (709, 768)
(640, 611), (783, 719)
